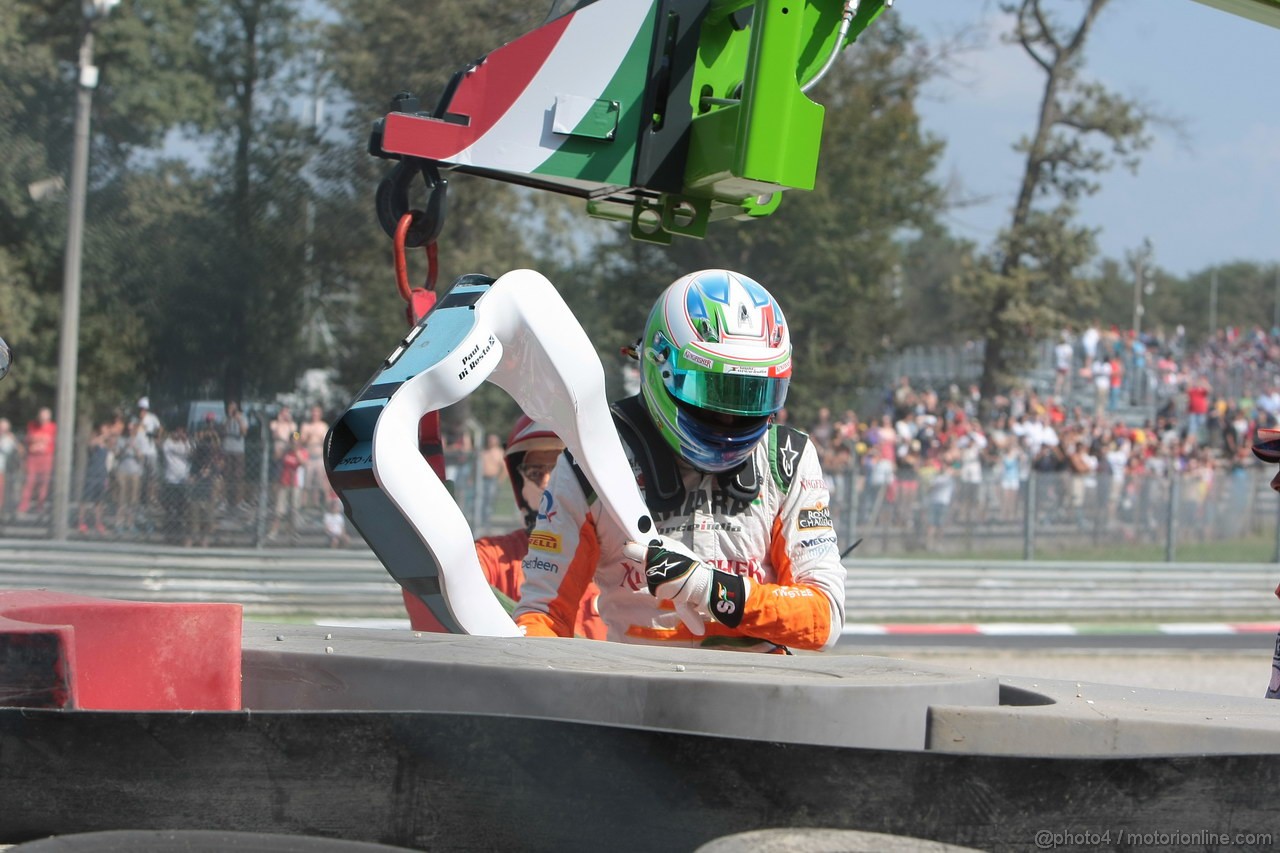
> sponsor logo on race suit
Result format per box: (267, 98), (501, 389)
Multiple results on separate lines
(537, 491), (557, 523)
(645, 551), (692, 584)
(528, 531), (562, 553)
(622, 561), (647, 591)
(778, 433), (800, 479)
(707, 558), (764, 582)
(524, 555), (559, 574)
(798, 505), (832, 530)
(652, 488), (752, 524)
(658, 519), (744, 535)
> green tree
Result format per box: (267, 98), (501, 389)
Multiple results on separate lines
(0, 0), (217, 419)
(960, 0), (1151, 417)
(895, 224), (978, 349)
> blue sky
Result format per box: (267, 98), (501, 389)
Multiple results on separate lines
(901, 0), (1279, 275)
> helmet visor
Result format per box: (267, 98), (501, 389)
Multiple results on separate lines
(667, 366), (788, 417)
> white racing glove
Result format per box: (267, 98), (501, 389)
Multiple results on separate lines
(623, 536), (749, 636)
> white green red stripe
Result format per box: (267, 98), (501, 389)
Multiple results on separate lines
(382, 0), (657, 186)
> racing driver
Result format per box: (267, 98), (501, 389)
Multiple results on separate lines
(513, 269), (846, 652)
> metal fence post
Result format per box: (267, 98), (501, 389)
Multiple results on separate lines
(1272, 478), (1280, 564)
(256, 416), (271, 548)
(1165, 468), (1179, 563)
(838, 465), (856, 545)
(849, 453), (861, 541)
(471, 423), (484, 527)
(1022, 464), (1036, 561)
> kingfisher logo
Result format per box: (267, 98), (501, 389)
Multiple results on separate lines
(683, 349), (713, 369)
(528, 532), (561, 553)
(798, 505), (832, 530)
(524, 556), (559, 574)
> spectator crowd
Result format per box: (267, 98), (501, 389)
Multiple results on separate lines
(0, 398), (351, 547)
(806, 322), (1280, 551)
(2, 321), (1279, 551)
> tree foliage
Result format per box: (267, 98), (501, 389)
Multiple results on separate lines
(8, 0), (1262, 444)
(961, 0), (1152, 416)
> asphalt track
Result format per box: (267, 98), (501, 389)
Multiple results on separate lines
(836, 631), (1277, 701)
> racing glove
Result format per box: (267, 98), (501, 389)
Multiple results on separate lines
(623, 537), (749, 636)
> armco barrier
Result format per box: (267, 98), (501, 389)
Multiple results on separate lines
(1, 538), (1278, 623)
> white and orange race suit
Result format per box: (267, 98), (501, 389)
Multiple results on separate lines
(513, 396), (847, 652)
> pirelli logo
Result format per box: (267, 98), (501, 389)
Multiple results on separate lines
(528, 531), (562, 553)
(798, 505), (832, 530)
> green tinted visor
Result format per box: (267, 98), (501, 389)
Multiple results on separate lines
(666, 366), (789, 417)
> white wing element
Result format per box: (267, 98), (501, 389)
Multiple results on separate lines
(372, 270), (654, 636)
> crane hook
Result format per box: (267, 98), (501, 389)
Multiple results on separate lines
(375, 158), (448, 249)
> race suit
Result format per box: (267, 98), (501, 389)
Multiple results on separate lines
(513, 396), (847, 652)
(402, 529), (606, 639)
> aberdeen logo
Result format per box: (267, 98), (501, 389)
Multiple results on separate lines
(798, 505), (832, 530)
(524, 556), (559, 574)
(528, 532), (562, 553)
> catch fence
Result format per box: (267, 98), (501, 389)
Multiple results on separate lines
(2, 436), (1279, 563)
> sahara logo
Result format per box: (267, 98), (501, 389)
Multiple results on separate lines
(797, 504), (832, 530)
(528, 531), (562, 553)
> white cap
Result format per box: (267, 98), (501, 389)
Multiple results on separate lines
(138, 396), (150, 409)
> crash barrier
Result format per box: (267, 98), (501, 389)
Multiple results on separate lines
(2, 445), (1277, 561)
(0, 590), (241, 710)
(2, 629), (1279, 851)
(0, 539), (1276, 622)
